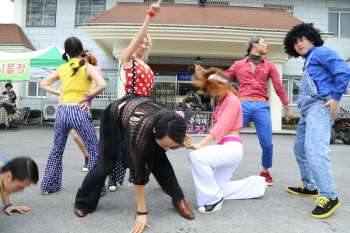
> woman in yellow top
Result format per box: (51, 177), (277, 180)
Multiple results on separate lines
(0, 156), (39, 216)
(39, 37), (107, 194)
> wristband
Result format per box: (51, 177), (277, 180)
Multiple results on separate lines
(146, 10), (155, 17)
(135, 211), (148, 219)
(79, 93), (94, 107)
(4, 203), (12, 210)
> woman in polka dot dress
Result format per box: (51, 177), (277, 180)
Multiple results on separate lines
(107, 4), (156, 192)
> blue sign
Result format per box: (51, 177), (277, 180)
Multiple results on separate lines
(177, 72), (194, 81)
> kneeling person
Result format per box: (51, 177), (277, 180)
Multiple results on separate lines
(187, 68), (266, 214)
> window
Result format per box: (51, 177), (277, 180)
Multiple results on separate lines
(26, 0), (56, 27)
(264, 4), (293, 15)
(206, 1), (229, 6)
(329, 11), (350, 37)
(27, 82), (46, 98)
(144, 0), (174, 3)
(282, 77), (301, 105)
(75, 0), (106, 26)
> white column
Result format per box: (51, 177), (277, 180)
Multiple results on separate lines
(269, 61), (283, 131)
(14, 0), (24, 27)
(116, 58), (126, 98)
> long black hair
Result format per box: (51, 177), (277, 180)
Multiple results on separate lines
(62, 37), (87, 77)
(284, 23), (324, 58)
(154, 112), (187, 144)
(0, 157), (39, 184)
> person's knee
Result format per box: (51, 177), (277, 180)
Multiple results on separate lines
(188, 150), (200, 164)
(72, 131), (81, 142)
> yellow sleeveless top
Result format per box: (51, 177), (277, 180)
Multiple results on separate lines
(0, 178), (4, 194)
(59, 58), (92, 102)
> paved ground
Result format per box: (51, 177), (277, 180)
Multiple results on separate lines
(0, 124), (349, 233)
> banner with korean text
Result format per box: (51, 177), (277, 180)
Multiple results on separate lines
(176, 110), (210, 135)
(0, 59), (30, 80)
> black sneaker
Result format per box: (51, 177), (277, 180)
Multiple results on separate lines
(108, 176), (117, 192)
(198, 198), (223, 214)
(287, 185), (318, 197)
(82, 158), (89, 172)
(311, 197), (340, 219)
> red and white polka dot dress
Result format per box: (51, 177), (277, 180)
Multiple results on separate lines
(125, 57), (154, 97)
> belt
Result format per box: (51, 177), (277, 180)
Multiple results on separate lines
(217, 136), (243, 146)
(240, 97), (267, 102)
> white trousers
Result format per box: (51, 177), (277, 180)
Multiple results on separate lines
(188, 140), (265, 206)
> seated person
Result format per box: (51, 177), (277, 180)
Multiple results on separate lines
(0, 156), (39, 216)
(182, 91), (202, 109)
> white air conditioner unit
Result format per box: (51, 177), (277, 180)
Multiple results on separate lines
(43, 102), (58, 119)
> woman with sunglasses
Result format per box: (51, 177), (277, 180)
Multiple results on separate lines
(187, 67), (266, 214)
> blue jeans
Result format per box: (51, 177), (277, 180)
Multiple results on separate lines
(241, 100), (273, 168)
(294, 95), (337, 198)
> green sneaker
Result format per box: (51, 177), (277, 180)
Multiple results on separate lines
(311, 197), (340, 219)
(287, 184), (318, 197)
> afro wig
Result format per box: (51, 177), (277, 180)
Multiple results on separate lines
(284, 23), (324, 58)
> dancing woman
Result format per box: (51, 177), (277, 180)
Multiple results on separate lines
(70, 49), (98, 172)
(108, 0), (159, 191)
(39, 37), (106, 194)
(187, 67), (266, 213)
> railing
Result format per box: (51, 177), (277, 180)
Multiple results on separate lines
(95, 70), (118, 100)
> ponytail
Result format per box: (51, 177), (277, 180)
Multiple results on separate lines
(62, 52), (69, 62)
(71, 59), (86, 77)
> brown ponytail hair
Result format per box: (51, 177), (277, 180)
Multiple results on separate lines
(192, 67), (240, 98)
(83, 49), (97, 66)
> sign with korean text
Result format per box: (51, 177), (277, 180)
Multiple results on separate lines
(177, 72), (194, 82)
(0, 59), (30, 80)
(176, 110), (210, 135)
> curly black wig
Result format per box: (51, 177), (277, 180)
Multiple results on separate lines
(284, 23), (324, 58)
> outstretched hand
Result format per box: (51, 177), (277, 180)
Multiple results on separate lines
(171, 134), (192, 150)
(4, 205), (31, 216)
(194, 64), (204, 72)
(130, 215), (150, 233)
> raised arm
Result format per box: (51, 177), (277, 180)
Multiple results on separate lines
(120, 1), (161, 70)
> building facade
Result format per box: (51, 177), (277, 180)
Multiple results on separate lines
(1, 0), (350, 130)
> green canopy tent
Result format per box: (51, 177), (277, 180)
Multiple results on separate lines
(0, 45), (66, 125)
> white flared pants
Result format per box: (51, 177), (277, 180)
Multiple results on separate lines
(188, 140), (265, 206)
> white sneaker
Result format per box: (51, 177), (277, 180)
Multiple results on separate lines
(108, 185), (117, 192)
(82, 167), (89, 172)
(198, 198), (223, 214)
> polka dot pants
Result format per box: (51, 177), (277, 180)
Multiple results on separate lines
(40, 105), (106, 193)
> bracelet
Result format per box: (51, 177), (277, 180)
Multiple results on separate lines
(146, 9), (155, 17)
(285, 108), (291, 111)
(79, 93), (94, 107)
(135, 211), (148, 219)
(4, 203), (12, 210)
(137, 211), (148, 215)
